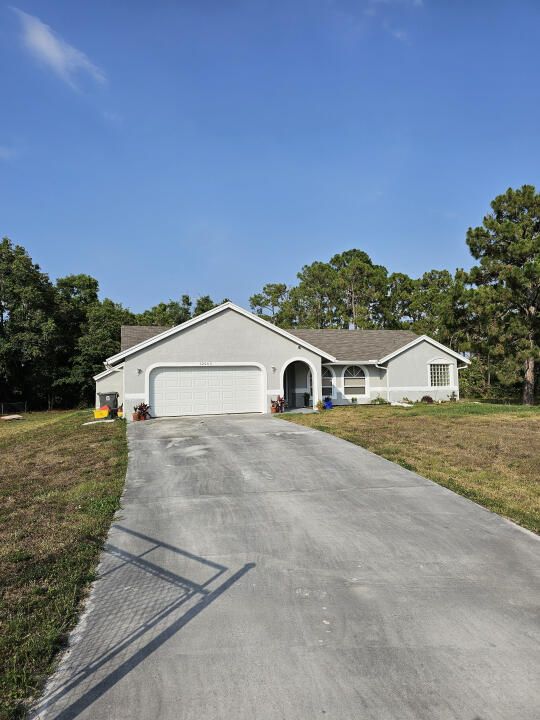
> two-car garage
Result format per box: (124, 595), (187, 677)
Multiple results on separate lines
(149, 365), (264, 417)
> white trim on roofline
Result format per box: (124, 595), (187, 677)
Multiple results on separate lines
(323, 360), (379, 365)
(105, 302), (336, 365)
(378, 335), (470, 365)
(93, 364), (124, 381)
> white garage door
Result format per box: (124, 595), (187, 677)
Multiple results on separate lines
(149, 365), (263, 417)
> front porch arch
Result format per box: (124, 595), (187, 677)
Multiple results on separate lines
(279, 357), (320, 409)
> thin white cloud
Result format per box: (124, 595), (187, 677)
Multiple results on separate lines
(383, 21), (410, 42)
(366, 0), (423, 15)
(102, 110), (123, 127)
(12, 8), (105, 89)
(366, 0), (420, 42)
(390, 27), (408, 42)
(332, 0), (423, 41)
(369, 0), (423, 7)
(0, 145), (16, 160)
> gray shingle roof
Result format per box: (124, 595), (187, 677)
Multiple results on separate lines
(120, 326), (170, 351)
(291, 328), (419, 361)
(120, 323), (418, 361)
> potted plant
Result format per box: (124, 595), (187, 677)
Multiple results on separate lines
(271, 396), (286, 413)
(303, 392), (311, 407)
(133, 402), (151, 421)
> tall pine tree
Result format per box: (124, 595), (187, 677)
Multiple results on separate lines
(467, 185), (540, 404)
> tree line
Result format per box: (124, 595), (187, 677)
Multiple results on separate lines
(249, 185), (539, 404)
(0, 241), (225, 408)
(1, 185), (538, 407)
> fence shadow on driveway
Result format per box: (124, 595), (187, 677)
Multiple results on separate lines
(31, 525), (254, 720)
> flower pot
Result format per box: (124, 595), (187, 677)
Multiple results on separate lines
(132, 412), (140, 421)
(271, 406), (278, 414)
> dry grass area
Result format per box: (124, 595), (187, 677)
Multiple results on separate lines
(282, 402), (540, 533)
(0, 411), (127, 720)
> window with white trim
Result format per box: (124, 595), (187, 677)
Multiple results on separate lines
(322, 367), (333, 397)
(344, 365), (366, 395)
(430, 363), (451, 387)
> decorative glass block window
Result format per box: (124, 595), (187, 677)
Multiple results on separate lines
(344, 365), (366, 395)
(430, 363), (450, 387)
(322, 367), (333, 397)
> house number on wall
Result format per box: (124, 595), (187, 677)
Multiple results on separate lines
(199, 361), (213, 366)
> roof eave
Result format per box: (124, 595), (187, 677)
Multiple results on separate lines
(93, 363), (124, 381)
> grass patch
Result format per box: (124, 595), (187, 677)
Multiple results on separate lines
(0, 410), (127, 719)
(281, 402), (540, 533)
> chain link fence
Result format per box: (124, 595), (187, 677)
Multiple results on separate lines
(0, 401), (28, 415)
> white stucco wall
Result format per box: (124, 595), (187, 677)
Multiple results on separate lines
(324, 341), (462, 404)
(385, 340), (460, 402)
(120, 308), (324, 417)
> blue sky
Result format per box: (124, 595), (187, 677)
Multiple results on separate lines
(1, 1), (539, 311)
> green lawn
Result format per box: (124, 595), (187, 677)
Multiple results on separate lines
(0, 411), (127, 720)
(281, 402), (540, 533)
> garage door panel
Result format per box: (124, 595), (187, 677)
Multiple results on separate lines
(149, 366), (263, 417)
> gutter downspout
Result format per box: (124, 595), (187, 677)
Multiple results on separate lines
(375, 363), (389, 402)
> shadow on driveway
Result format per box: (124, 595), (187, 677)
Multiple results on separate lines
(31, 525), (254, 719)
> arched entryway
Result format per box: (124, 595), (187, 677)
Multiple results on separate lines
(281, 359), (315, 409)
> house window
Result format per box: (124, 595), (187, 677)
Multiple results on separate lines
(322, 367), (333, 397)
(430, 363), (451, 387)
(344, 365), (366, 395)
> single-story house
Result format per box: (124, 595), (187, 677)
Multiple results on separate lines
(94, 302), (470, 419)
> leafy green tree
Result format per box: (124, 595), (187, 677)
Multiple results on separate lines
(193, 295), (217, 316)
(70, 299), (136, 404)
(53, 274), (100, 405)
(137, 295), (192, 326)
(459, 283), (501, 394)
(329, 249), (388, 328)
(249, 283), (289, 323)
(408, 270), (464, 346)
(250, 250), (410, 330)
(467, 185), (540, 404)
(289, 261), (341, 328)
(0, 238), (58, 407)
(381, 272), (416, 329)
(56, 274), (99, 312)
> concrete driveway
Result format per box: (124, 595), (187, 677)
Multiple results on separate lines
(34, 414), (540, 720)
